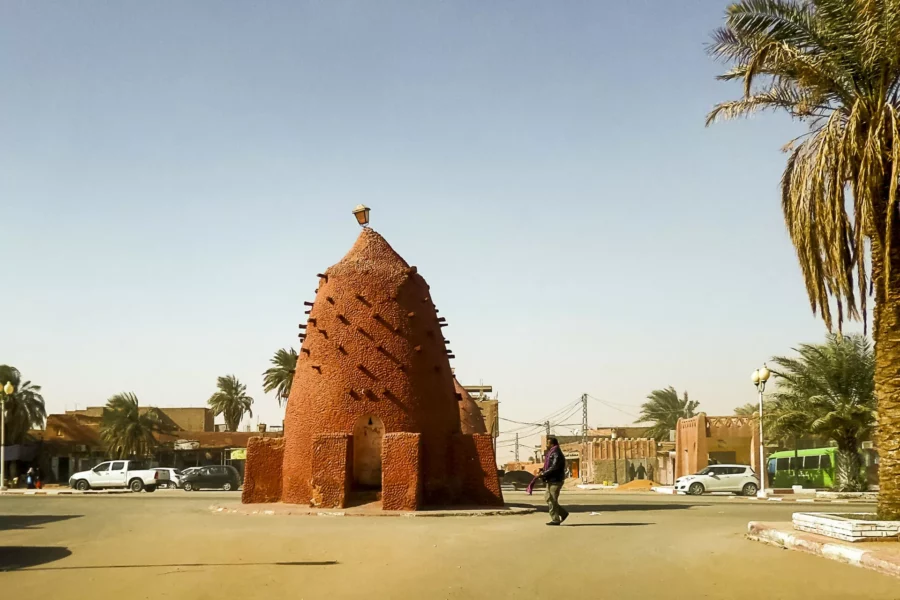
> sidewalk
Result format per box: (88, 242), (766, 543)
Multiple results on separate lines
(748, 521), (900, 579)
(0, 488), (131, 496)
(651, 486), (875, 503)
(729, 495), (875, 504)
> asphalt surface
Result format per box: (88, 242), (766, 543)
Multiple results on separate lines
(0, 489), (895, 599)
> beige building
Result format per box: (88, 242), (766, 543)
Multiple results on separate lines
(67, 406), (214, 433)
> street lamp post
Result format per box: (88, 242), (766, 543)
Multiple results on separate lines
(752, 365), (771, 499)
(1, 381), (13, 492)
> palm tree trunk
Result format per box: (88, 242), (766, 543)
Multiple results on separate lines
(835, 445), (864, 492)
(872, 210), (900, 518)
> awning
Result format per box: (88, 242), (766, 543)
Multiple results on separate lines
(1, 444), (38, 462)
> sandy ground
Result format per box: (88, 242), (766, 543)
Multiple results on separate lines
(1, 490), (897, 599)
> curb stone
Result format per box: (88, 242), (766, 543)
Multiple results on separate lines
(747, 521), (900, 579)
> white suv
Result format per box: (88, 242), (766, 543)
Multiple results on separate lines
(675, 464), (760, 496)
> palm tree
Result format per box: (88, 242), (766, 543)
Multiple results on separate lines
(0, 365), (46, 444)
(768, 335), (875, 491)
(734, 403), (758, 417)
(637, 387), (699, 441)
(208, 375), (253, 432)
(708, 0), (900, 518)
(100, 393), (166, 459)
(262, 348), (297, 407)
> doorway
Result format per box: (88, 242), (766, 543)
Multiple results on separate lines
(353, 415), (384, 489)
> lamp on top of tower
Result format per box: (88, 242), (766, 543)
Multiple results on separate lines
(352, 204), (371, 228)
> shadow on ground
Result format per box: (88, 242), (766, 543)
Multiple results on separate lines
(508, 503), (707, 513)
(0, 515), (81, 530)
(563, 522), (652, 527)
(0, 546), (72, 570)
(13, 560), (338, 572)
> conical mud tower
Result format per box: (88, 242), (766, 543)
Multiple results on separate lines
(455, 377), (487, 435)
(241, 228), (503, 510)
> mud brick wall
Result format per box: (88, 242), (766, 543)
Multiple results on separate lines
(451, 433), (504, 507)
(241, 437), (284, 504)
(454, 377), (487, 435)
(382, 432), (422, 511)
(310, 433), (352, 508)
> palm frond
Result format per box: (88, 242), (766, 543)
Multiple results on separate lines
(710, 0), (900, 331)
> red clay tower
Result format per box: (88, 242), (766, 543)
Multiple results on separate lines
(241, 228), (502, 510)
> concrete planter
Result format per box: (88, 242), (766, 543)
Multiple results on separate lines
(793, 512), (900, 542)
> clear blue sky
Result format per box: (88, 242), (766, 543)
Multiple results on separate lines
(1, 1), (861, 463)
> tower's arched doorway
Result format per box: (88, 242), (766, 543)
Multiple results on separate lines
(353, 415), (384, 488)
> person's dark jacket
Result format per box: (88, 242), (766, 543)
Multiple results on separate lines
(541, 446), (566, 484)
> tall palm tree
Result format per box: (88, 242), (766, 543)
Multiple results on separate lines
(768, 335), (875, 491)
(734, 403), (758, 417)
(0, 365), (46, 444)
(262, 348), (297, 407)
(100, 393), (166, 459)
(637, 387), (699, 441)
(208, 375), (253, 432)
(708, 0), (900, 518)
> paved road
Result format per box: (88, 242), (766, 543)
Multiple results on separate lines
(0, 490), (894, 599)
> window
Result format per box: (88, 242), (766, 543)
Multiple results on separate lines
(802, 456), (821, 470)
(93, 462), (111, 472)
(728, 467), (748, 475)
(776, 458), (789, 471)
(788, 457), (800, 470)
(708, 466), (727, 476)
(110, 462), (125, 471)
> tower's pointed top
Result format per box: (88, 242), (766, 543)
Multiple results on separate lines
(339, 227), (410, 270)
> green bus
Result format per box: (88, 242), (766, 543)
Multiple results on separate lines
(766, 447), (836, 489)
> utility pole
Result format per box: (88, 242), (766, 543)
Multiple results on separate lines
(545, 421), (551, 437)
(581, 393), (589, 484)
(514, 433), (520, 463)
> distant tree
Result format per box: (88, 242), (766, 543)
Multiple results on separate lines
(0, 365), (46, 444)
(733, 403), (757, 417)
(637, 387), (699, 441)
(100, 393), (167, 459)
(208, 375), (254, 432)
(769, 335), (875, 491)
(262, 348), (298, 407)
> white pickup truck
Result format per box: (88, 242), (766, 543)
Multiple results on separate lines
(68, 460), (167, 492)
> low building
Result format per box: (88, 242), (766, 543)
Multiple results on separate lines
(27, 409), (281, 484)
(66, 406), (214, 433)
(675, 413), (762, 480)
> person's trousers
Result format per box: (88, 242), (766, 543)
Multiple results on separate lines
(544, 482), (568, 523)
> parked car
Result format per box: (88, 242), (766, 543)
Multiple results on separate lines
(182, 465), (241, 491)
(674, 464), (760, 496)
(155, 468), (184, 489)
(69, 460), (167, 492)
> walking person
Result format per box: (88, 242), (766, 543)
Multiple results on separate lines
(540, 437), (569, 526)
(25, 467), (36, 490)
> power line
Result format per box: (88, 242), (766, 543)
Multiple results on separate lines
(588, 394), (640, 418)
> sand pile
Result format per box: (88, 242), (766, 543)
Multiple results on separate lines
(614, 480), (660, 492)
